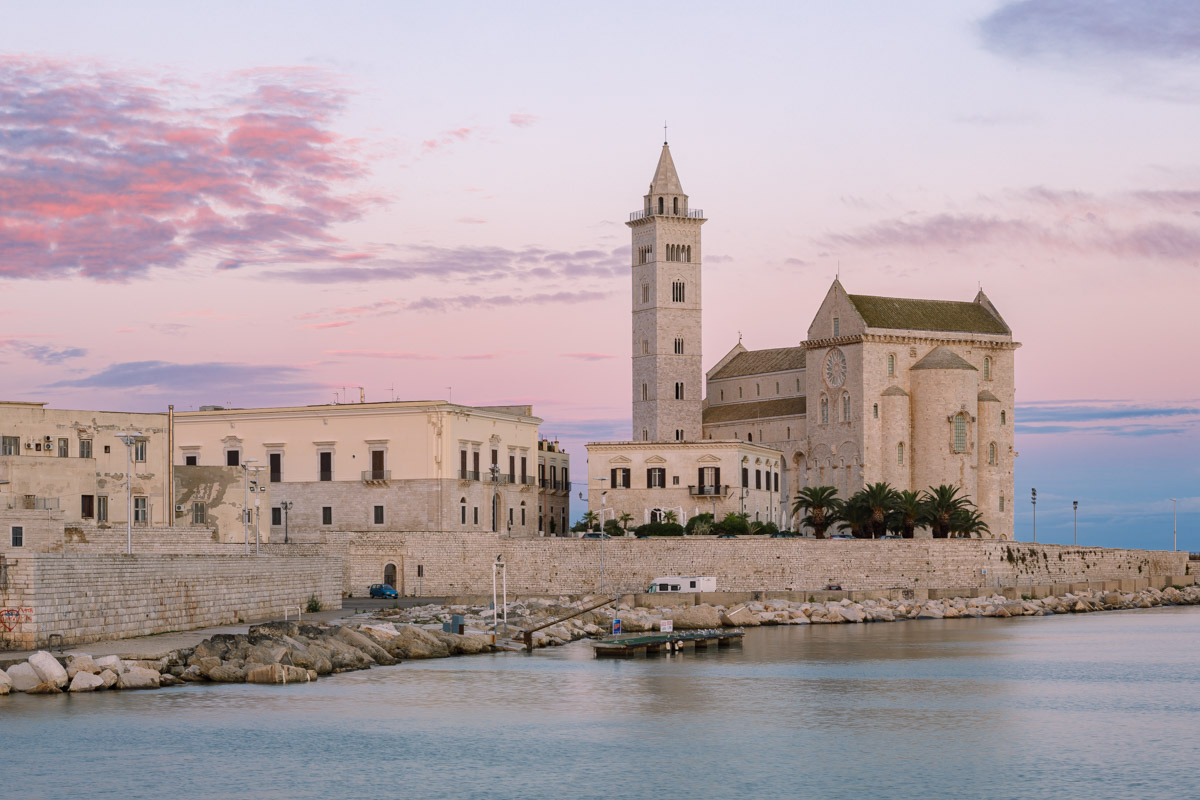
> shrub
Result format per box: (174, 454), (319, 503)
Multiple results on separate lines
(685, 513), (714, 535)
(603, 518), (623, 536)
(633, 522), (685, 537)
(759, 521), (780, 537)
(306, 594), (323, 613)
(713, 513), (750, 537)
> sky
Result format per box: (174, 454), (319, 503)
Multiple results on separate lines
(1, 1), (1198, 550)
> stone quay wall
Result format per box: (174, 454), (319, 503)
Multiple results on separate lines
(0, 554), (342, 650)
(346, 532), (1190, 598)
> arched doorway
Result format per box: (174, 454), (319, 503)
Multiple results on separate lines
(383, 563), (397, 588)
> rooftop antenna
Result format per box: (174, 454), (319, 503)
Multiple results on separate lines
(738, 330), (743, 343)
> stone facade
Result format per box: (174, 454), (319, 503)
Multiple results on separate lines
(537, 439), (571, 536)
(0, 401), (171, 527)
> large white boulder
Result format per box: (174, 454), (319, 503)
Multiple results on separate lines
(7, 662), (45, 692)
(0, 668), (11, 695)
(98, 669), (119, 689)
(94, 655), (124, 673)
(29, 651), (69, 688)
(69, 671), (105, 692)
(116, 666), (161, 690)
(66, 653), (100, 678)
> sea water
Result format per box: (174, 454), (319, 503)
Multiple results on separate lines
(4, 606), (1198, 799)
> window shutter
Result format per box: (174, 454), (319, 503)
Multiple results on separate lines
(646, 468), (653, 488)
(714, 467), (721, 488)
(698, 467), (705, 488)
(611, 468), (617, 487)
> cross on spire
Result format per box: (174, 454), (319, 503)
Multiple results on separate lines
(663, 120), (668, 145)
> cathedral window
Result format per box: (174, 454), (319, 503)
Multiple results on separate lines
(739, 386), (743, 399)
(833, 318), (840, 337)
(674, 337), (684, 354)
(820, 397), (829, 424)
(642, 429), (649, 441)
(873, 403), (879, 419)
(643, 339), (648, 354)
(658, 197), (664, 214)
(988, 442), (996, 465)
(675, 382), (684, 400)
(747, 433), (753, 441)
(984, 357), (992, 381)
(1001, 410), (1006, 426)
(720, 390), (724, 401)
(797, 378), (801, 392)
(1000, 495), (1005, 512)
(756, 383), (760, 397)
(953, 413), (968, 453)
(686, 245), (691, 262)
(887, 354), (895, 377)
(776, 381), (780, 394)
(672, 281), (686, 302)
(897, 442), (904, 466)
(673, 197), (678, 214)
(842, 394), (851, 422)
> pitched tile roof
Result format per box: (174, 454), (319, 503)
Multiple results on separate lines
(847, 294), (1009, 335)
(911, 346), (978, 371)
(710, 346), (806, 380)
(702, 397), (807, 424)
(977, 389), (1000, 402)
(880, 385), (910, 397)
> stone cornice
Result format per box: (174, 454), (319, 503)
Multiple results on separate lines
(805, 334), (1020, 350)
(585, 439), (784, 457)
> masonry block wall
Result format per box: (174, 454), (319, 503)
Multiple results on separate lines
(0, 554), (342, 650)
(342, 533), (1189, 598)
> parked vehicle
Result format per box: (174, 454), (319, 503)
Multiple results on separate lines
(770, 532), (797, 539)
(369, 583), (398, 599)
(581, 532), (612, 539)
(716, 533), (738, 539)
(829, 534), (856, 540)
(647, 576), (717, 593)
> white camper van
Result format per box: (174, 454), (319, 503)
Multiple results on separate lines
(647, 576), (717, 593)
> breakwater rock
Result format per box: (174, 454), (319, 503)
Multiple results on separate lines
(1, 621), (496, 696)
(377, 584), (1200, 647)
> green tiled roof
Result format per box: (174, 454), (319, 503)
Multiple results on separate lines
(911, 346), (977, 371)
(702, 397), (807, 424)
(847, 294), (1009, 335)
(711, 347), (806, 380)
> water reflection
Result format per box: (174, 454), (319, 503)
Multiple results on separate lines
(3, 607), (1198, 799)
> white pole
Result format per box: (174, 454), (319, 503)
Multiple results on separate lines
(492, 560), (498, 634)
(502, 558), (507, 634)
(126, 439), (132, 555)
(243, 466), (250, 556)
(1170, 499), (1177, 551)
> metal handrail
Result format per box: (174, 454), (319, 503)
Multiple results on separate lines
(689, 484), (730, 496)
(361, 469), (391, 481)
(629, 208), (705, 221)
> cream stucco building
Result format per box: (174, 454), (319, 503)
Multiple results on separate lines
(173, 401), (545, 539)
(588, 143), (1018, 538)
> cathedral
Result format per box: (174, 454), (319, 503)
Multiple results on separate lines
(585, 143), (1018, 539)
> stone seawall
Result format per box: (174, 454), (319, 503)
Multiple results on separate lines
(345, 533), (1191, 598)
(0, 555), (342, 650)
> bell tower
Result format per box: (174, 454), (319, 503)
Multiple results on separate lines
(627, 142), (706, 442)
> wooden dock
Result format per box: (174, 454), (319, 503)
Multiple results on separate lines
(590, 628), (744, 657)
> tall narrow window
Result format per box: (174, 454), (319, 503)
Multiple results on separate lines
(322, 506), (333, 525)
(508, 454), (516, 482)
(833, 318), (840, 337)
(643, 339), (648, 354)
(988, 443), (996, 465)
(374, 505), (385, 525)
(756, 383), (760, 397)
(755, 469), (762, 490)
(887, 354), (895, 377)
(820, 397), (829, 424)
(1, 436), (19, 455)
(873, 403), (879, 419)
(741, 467), (749, 488)
(673, 197), (678, 214)
(272, 507), (282, 526)
(97, 496), (108, 523)
(58, 438), (69, 458)
(520, 456), (527, 483)
(133, 440), (147, 462)
(672, 281), (686, 302)
(658, 197), (664, 214)
(461, 499), (467, 525)
(79, 439), (92, 459)
(11, 526), (23, 547)
(1000, 495), (1005, 512)
(675, 382), (684, 400)
(642, 383), (648, 401)
(674, 337), (684, 354)
(474, 450), (481, 476)
(81, 495), (95, 519)
(269, 452), (282, 482)
(642, 283), (650, 303)
(897, 442), (904, 465)
(843, 394), (851, 422)
(1001, 410), (1007, 426)
(953, 414), (967, 453)
(192, 503), (206, 524)
(675, 429), (684, 441)
(984, 357), (992, 381)
(647, 468), (666, 488)
(319, 451), (332, 481)
(133, 496), (148, 523)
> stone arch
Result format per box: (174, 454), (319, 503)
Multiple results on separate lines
(384, 562), (397, 588)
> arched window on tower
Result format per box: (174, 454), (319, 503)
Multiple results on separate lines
(686, 245), (691, 262)
(887, 353), (895, 377)
(820, 397), (829, 425)
(842, 393), (851, 422)
(988, 442), (996, 465)
(658, 197), (664, 214)
(642, 383), (648, 401)
(673, 197), (678, 214)
(674, 337), (684, 354)
(984, 357), (992, 381)
(953, 413), (968, 453)
(675, 382), (684, 400)
(897, 442), (904, 466)
(873, 403), (879, 419)
(1001, 410), (1007, 426)
(672, 281), (686, 302)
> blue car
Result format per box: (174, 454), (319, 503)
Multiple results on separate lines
(369, 583), (398, 599)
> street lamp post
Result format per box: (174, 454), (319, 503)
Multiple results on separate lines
(250, 466), (265, 555)
(1073, 500), (1078, 546)
(1169, 498), (1177, 551)
(489, 463), (501, 532)
(592, 475), (608, 593)
(1031, 487), (1037, 542)
(281, 500), (293, 544)
(241, 458), (258, 555)
(115, 432), (147, 555)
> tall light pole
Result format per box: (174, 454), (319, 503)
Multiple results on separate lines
(592, 475), (608, 592)
(241, 458), (258, 555)
(115, 432), (147, 555)
(250, 466), (265, 554)
(1073, 500), (1078, 546)
(1169, 498), (1177, 551)
(1031, 487), (1037, 543)
(489, 462), (501, 532)
(281, 500), (293, 544)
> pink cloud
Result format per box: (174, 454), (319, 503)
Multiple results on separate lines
(561, 352), (617, 361)
(0, 56), (376, 281)
(298, 321), (353, 330)
(421, 126), (478, 154)
(324, 349), (441, 360)
(509, 113), (538, 128)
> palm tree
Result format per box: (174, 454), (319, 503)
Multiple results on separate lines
(921, 485), (972, 538)
(892, 490), (926, 539)
(662, 509), (678, 525)
(837, 492), (872, 538)
(580, 510), (599, 533)
(617, 512), (634, 533)
(792, 486), (840, 539)
(861, 482), (899, 538)
(951, 508), (990, 538)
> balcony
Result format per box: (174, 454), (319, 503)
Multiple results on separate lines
(362, 469), (390, 484)
(628, 208), (705, 222)
(538, 479), (571, 493)
(459, 470), (480, 481)
(689, 485), (731, 497)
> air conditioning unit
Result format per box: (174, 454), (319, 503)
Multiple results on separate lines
(175, 505), (185, 513)
(25, 442), (32, 449)
(44, 435), (52, 442)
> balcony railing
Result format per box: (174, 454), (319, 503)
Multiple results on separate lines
(628, 207), (705, 222)
(362, 469), (391, 482)
(689, 484), (731, 497)
(459, 470), (480, 481)
(538, 479), (572, 492)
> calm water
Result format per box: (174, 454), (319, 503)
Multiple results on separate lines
(4, 607), (1199, 800)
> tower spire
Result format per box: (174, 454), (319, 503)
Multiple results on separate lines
(664, 120), (668, 145)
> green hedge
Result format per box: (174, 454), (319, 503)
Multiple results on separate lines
(633, 522), (685, 537)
